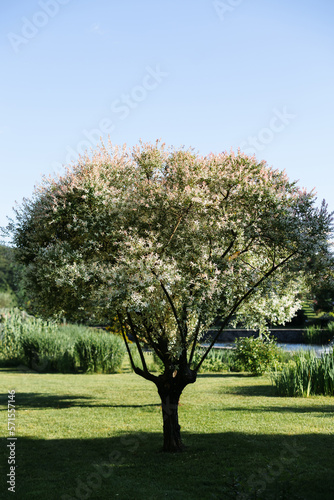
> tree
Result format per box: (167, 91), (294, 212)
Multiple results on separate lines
(0, 245), (16, 292)
(310, 269), (334, 314)
(7, 140), (333, 451)
(0, 244), (26, 307)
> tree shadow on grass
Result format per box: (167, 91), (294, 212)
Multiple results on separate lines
(1, 431), (334, 500)
(220, 384), (277, 397)
(0, 392), (160, 410)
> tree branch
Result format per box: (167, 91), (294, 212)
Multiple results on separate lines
(220, 231), (237, 260)
(151, 267), (186, 344)
(137, 311), (166, 362)
(118, 312), (158, 383)
(117, 312), (137, 371)
(188, 315), (202, 365)
(194, 250), (298, 372)
(160, 202), (193, 254)
(159, 280), (186, 343)
(127, 311), (150, 373)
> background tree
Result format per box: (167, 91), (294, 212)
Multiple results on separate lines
(7, 141), (333, 451)
(311, 272), (334, 314)
(0, 244), (26, 308)
(0, 245), (16, 292)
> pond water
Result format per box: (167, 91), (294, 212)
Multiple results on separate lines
(202, 342), (334, 357)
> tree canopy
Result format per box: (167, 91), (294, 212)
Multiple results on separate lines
(8, 140), (333, 450)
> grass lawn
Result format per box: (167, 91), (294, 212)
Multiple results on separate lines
(1, 367), (334, 500)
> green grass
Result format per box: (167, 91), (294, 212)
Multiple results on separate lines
(1, 368), (334, 500)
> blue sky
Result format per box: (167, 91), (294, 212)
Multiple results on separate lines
(1, 0), (334, 238)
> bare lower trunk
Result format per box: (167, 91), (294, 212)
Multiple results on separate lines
(160, 391), (183, 452)
(156, 367), (196, 452)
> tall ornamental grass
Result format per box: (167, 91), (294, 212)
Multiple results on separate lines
(272, 349), (334, 396)
(21, 330), (76, 373)
(0, 309), (126, 373)
(74, 330), (126, 373)
(0, 308), (58, 365)
(302, 321), (334, 344)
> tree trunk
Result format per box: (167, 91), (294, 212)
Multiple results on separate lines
(156, 367), (196, 452)
(160, 390), (183, 452)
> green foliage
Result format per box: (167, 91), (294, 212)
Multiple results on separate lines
(327, 321), (334, 334)
(0, 245), (27, 307)
(233, 336), (281, 375)
(311, 273), (334, 313)
(192, 347), (236, 372)
(0, 245), (16, 292)
(272, 349), (334, 396)
(151, 351), (164, 372)
(74, 330), (126, 373)
(0, 291), (17, 309)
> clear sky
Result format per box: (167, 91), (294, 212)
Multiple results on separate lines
(1, 0), (334, 239)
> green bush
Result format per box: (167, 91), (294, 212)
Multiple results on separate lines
(21, 331), (76, 373)
(272, 349), (334, 397)
(233, 336), (281, 375)
(74, 330), (126, 373)
(191, 347), (235, 372)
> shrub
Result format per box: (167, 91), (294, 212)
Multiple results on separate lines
(233, 336), (281, 375)
(191, 347), (235, 372)
(74, 330), (126, 373)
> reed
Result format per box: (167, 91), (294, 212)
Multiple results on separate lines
(272, 349), (334, 396)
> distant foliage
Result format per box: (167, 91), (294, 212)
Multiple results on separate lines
(233, 336), (281, 375)
(0, 245), (16, 292)
(192, 347), (236, 372)
(0, 291), (17, 309)
(0, 245), (26, 307)
(272, 349), (334, 396)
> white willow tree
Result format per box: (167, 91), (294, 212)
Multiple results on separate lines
(8, 140), (333, 451)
